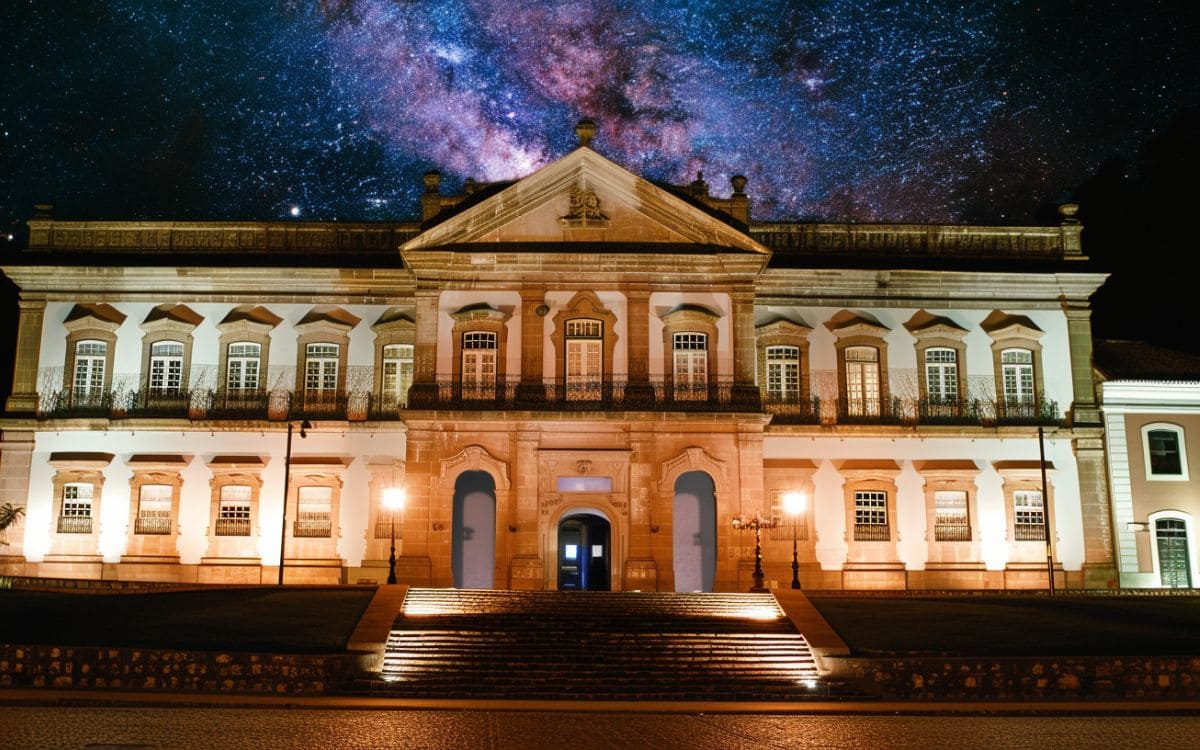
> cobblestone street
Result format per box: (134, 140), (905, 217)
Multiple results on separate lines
(3, 707), (1200, 749)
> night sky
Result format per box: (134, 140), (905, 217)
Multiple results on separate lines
(0, 1), (1198, 377)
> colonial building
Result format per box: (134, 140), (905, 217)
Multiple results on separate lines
(1096, 340), (1200, 588)
(0, 123), (1116, 590)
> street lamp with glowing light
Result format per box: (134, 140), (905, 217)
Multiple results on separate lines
(382, 487), (406, 584)
(278, 419), (312, 586)
(783, 491), (806, 589)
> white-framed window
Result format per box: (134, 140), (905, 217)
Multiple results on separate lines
(226, 342), (261, 392)
(844, 346), (880, 416)
(462, 331), (497, 398)
(216, 485), (252, 536)
(148, 341), (185, 393)
(766, 345), (800, 399)
(72, 340), (107, 403)
(295, 486), (333, 538)
(673, 332), (708, 399)
(304, 343), (339, 396)
(1142, 423), (1189, 481)
(135, 484), (173, 535)
(1013, 490), (1045, 541)
(565, 319), (603, 399)
(1001, 348), (1035, 406)
(59, 482), (94, 534)
(381, 343), (414, 406)
(933, 490), (970, 541)
(924, 347), (958, 403)
(853, 490), (889, 541)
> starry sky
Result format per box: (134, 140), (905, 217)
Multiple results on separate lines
(2, 0), (1197, 231)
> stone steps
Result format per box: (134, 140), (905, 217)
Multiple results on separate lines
(359, 588), (850, 701)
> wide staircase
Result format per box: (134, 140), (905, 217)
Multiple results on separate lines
(358, 588), (843, 701)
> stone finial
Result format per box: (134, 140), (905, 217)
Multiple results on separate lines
(731, 175), (747, 194)
(689, 172), (709, 197)
(1058, 202), (1080, 225)
(422, 171), (441, 194)
(33, 203), (53, 218)
(575, 118), (597, 148)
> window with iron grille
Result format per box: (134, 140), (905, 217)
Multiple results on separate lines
(766, 346), (800, 399)
(853, 490), (889, 540)
(149, 341), (184, 393)
(933, 490), (970, 541)
(135, 483), (172, 534)
(58, 482), (93, 534)
(1013, 490), (1045, 540)
(216, 485), (252, 536)
(295, 486), (333, 538)
(767, 489), (808, 541)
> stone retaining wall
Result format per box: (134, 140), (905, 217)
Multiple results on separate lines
(0, 644), (352, 695)
(827, 655), (1200, 700)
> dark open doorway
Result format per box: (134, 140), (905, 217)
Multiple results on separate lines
(557, 512), (611, 591)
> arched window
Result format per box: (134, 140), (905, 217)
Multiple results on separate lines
(381, 344), (414, 407)
(766, 345), (801, 399)
(72, 340), (107, 404)
(305, 343), (340, 397)
(1001, 348), (1035, 407)
(226, 342), (262, 392)
(462, 331), (498, 399)
(565, 319), (603, 399)
(1142, 423), (1188, 480)
(673, 332), (708, 400)
(924, 347), (958, 404)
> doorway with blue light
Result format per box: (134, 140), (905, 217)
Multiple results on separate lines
(557, 511), (611, 591)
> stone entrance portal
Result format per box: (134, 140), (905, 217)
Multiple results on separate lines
(557, 511), (611, 591)
(452, 470), (496, 589)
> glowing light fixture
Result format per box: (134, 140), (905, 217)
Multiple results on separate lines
(382, 487), (406, 584)
(783, 491), (806, 590)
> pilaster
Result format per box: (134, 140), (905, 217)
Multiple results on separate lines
(731, 288), (760, 408)
(516, 289), (546, 402)
(1074, 433), (1118, 588)
(5, 299), (46, 414)
(408, 289), (440, 407)
(1063, 301), (1101, 425)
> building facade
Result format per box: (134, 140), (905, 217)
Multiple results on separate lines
(1097, 340), (1200, 589)
(0, 128), (1117, 590)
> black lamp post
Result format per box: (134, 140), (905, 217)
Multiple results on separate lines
(731, 513), (778, 592)
(783, 491), (806, 590)
(278, 419), (311, 586)
(382, 487), (406, 584)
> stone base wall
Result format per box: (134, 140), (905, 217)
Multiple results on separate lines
(827, 655), (1200, 700)
(0, 644), (351, 695)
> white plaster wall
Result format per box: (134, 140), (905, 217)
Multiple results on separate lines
(23, 428), (406, 567)
(763, 435), (1083, 571)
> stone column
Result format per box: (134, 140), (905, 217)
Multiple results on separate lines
(1062, 300), (1101, 425)
(0, 430), (34, 568)
(623, 426), (658, 590)
(407, 289), (440, 407)
(730, 288), (760, 409)
(395, 426), (435, 586)
(624, 287), (653, 406)
(515, 288), (546, 403)
(509, 429), (544, 589)
(5, 299), (46, 414)
(1074, 432), (1117, 588)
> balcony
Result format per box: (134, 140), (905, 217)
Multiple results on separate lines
(206, 389), (273, 419)
(762, 394), (821, 424)
(1014, 522), (1047, 541)
(38, 390), (115, 419)
(836, 398), (902, 425)
(57, 515), (93, 534)
(127, 387), (193, 418)
(853, 523), (891, 542)
(407, 376), (755, 412)
(995, 397), (1061, 426)
(215, 518), (251, 536)
(133, 515), (172, 535)
(934, 523), (972, 542)
(294, 516), (333, 538)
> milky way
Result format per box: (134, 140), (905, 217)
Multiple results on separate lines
(0, 1), (1196, 227)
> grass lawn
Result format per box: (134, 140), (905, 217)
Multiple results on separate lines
(0, 587), (376, 653)
(808, 595), (1200, 657)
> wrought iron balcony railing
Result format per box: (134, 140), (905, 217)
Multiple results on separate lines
(1014, 523), (1047, 541)
(762, 394), (821, 424)
(127, 387), (193, 418)
(934, 523), (972, 542)
(214, 518), (251, 537)
(57, 515), (93, 534)
(133, 516), (172, 535)
(293, 517), (333, 538)
(853, 523), (891, 542)
(206, 389), (272, 419)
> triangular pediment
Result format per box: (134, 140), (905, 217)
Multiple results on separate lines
(401, 148), (768, 254)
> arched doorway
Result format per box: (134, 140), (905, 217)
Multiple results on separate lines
(1156, 517), (1192, 588)
(557, 511), (611, 591)
(452, 470), (496, 589)
(673, 471), (716, 592)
